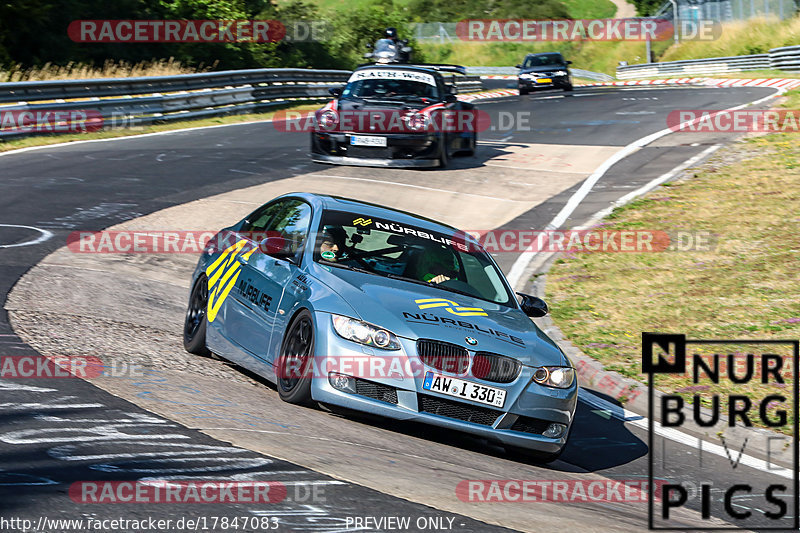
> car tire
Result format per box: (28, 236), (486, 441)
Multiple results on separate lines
(277, 309), (315, 405)
(438, 135), (449, 168)
(465, 132), (477, 156)
(563, 84), (573, 92)
(519, 87), (529, 95)
(183, 274), (211, 357)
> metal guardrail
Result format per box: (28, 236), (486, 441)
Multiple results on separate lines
(770, 45), (800, 72)
(0, 68), (484, 139)
(617, 45), (800, 78)
(571, 68), (615, 82)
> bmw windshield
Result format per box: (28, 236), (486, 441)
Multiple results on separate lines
(313, 210), (514, 306)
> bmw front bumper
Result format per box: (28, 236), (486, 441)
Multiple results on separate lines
(309, 311), (578, 454)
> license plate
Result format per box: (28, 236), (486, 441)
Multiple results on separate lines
(535, 78), (552, 84)
(423, 371), (506, 408)
(350, 135), (387, 147)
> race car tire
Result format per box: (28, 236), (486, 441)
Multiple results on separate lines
(519, 87), (529, 95)
(465, 132), (477, 156)
(438, 135), (449, 168)
(277, 309), (315, 405)
(183, 274), (211, 357)
(563, 84), (573, 92)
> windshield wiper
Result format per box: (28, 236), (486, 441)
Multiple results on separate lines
(322, 263), (501, 304)
(383, 273), (482, 300)
(318, 261), (374, 275)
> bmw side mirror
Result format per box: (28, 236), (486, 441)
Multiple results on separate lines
(515, 64), (522, 69)
(444, 93), (457, 103)
(260, 237), (295, 261)
(329, 87), (343, 97)
(517, 292), (548, 317)
(566, 60), (572, 65)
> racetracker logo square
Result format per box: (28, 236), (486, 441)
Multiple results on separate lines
(644, 333), (799, 529)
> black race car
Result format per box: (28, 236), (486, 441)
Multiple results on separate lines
(516, 52), (573, 94)
(310, 64), (478, 168)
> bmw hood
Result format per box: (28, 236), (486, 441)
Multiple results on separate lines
(311, 265), (568, 367)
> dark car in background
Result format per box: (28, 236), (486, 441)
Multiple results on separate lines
(516, 53), (573, 94)
(310, 64), (477, 168)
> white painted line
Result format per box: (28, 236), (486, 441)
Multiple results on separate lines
(311, 174), (530, 203)
(0, 224), (54, 249)
(583, 143), (722, 223)
(579, 388), (794, 480)
(506, 85), (787, 288)
(0, 118), (277, 158)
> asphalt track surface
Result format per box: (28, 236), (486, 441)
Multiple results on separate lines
(0, 83), (789, 532)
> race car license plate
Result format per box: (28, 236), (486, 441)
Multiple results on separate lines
(535, 78), (552, 84)
(423, 371), (506, 408)
(350, 135), (387, 147)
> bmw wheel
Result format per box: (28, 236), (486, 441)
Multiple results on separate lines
(183, 274), (211, 356)
(519, 87), (529, 95)
(277, 310), (315, 405)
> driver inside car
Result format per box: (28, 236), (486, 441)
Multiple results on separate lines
(317, 226), (347, 262)
(418, 246), (458, 284)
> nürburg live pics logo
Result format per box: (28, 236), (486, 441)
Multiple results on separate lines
(643, 332), (798, 529)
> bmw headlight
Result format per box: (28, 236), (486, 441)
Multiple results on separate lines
(331, 315), (401, 350)
(519, 73), (533, 80)
(532, 366), (575, 388)
(553, 70), (568, 77)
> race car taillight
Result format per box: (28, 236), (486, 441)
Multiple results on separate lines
(318, 110), (339, 131)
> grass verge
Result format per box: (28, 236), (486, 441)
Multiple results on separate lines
(0, 59), (209, 82)
(545, 89), (800, 429)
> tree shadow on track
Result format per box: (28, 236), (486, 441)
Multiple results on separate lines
(541, 392), (648, 471)
(237, 360), (648, 472)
